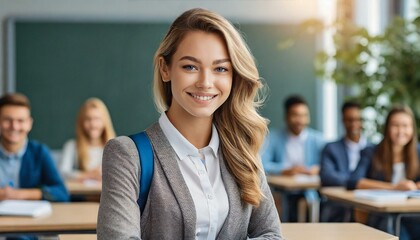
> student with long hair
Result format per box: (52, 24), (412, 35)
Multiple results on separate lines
(97, 8), (282, 239)
(348, 105), (420, 240)
(61, 98), (115, 181)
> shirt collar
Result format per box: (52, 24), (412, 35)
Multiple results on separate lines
(345, 136), (367, 149)
(287, 128), (308, 142)
(158, 112), (219, 161)
(0, 139), (28, 159)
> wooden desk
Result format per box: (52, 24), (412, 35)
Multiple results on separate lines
(267, 175), (320, 191)
(321, 187), (420, 213)
(0, 202), (98, 233)
(59, 234), (96, 240)
(66, 180), (102, 196)
(321, 187), (420, 236)
(267, 175), (320, 222)
(58, 223), (397, 240)
(282, 223), (397, 240)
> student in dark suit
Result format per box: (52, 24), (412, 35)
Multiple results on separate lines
(348, 105), (420, 240)
(320, 101), (368, 222)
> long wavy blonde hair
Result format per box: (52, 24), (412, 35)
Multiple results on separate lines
(153, 8), (268, 206)
(76, 98), (116, 171)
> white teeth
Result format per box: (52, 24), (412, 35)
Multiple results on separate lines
(191, 94), (215, 101)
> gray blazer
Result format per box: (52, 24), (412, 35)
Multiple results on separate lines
(97, 123), (283, 239)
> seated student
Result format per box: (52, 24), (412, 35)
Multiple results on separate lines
(348, 105), (420, 240)
(98, 8), (282, 239)
(262, 95), (325, 176)
(0, 93), (68, 202)
(261, 95), (325, 222)
(60, 98), (115, 181)
(320, 101), (368, 222)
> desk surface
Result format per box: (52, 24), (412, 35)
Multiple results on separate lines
(322, 187), (420, 213)
(267, 175), (320, 190)
(59, 234), (96, 240)
(58, 223), (396, 240)
(66, 180), (102, 196)
(282, 223), (397, 240)
(0, 202), (98, 233)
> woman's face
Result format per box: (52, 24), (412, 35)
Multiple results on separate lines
(160, 31), (233, 121)
(83, 108), (105, 140)
(389, 112), (414, 147)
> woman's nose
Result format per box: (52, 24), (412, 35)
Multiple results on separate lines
(195, 70), (213, 89)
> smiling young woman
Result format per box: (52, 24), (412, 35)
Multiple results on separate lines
(98, 8), (283, 240)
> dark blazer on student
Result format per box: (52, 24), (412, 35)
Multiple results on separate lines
(320, 138), (352, 187)
(20, 140), (69, 202)
(320, 138), (367, 222)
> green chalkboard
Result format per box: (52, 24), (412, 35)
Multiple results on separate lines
(13, 21), (316, 149)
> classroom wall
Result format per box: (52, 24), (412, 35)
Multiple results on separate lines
(0, 0), (325, 149)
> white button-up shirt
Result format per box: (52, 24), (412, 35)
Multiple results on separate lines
(159, 113), (229, 240)
(392, 162), (406, 184)
(345, 137), (367, 172)
(283, 130), (308, 169)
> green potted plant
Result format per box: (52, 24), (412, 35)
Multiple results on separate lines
(287, 2), (420, 140)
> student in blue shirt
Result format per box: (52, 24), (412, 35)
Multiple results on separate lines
(0, 93), (68, 202)
(261, 95), (325, 222)
(262, 95), (324, 176)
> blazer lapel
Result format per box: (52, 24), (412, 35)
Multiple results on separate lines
(146, 123), (196, 239)
(217, 155), (243, 238)
(340, 138), (350, 172)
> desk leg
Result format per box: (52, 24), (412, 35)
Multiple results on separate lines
(394, 213), (420, 239)
(386, 214), (395, 235)
(308, 200), (320, 223)
(280, 192), (289, 222)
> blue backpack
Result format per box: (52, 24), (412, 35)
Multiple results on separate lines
(128, 131), (154, 214)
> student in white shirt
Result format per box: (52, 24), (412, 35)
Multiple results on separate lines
(348, 105), (420, 240)
(97, 8), (282, 239)
(60, 98), (115, 181)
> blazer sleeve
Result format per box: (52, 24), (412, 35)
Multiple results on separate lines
(347, 146), (375, 190)
(97, 137), (142, 240)
(39, 145), (69, 202)
(247, 173), (284, 239)
(320, 144), (348, 187)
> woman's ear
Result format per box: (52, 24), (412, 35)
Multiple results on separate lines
(159, 57), (171, 82)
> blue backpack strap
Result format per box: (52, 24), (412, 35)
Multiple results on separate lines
(128, 131), (154, 214)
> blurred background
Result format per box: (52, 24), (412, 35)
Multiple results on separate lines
(0, 0), (418, 150)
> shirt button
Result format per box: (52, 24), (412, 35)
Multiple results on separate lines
(207, 194), (213, 200)
(198, 170), (205, 175)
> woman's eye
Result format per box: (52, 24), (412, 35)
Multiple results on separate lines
(182, 65), (197, 71)
(215, 67), (228, 72)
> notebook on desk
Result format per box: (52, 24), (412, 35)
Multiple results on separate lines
(354, 189), (408, 202)
(406, 190), (420, 199)
(0, 200), (52, 217)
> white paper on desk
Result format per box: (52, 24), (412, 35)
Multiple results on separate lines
(354, 189), (408, 202)
(83, 179), (100, 187)
(406, 190), (420, 199)
(293, 174), (320, 183)
(0, 200), (52, 217)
